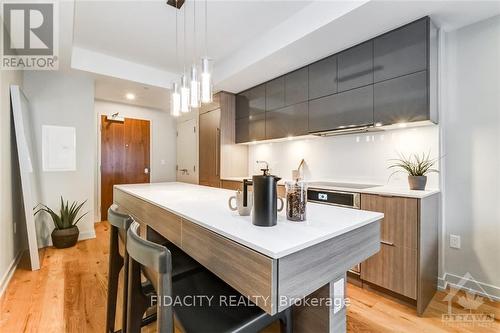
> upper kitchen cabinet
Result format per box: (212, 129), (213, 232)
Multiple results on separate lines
(236, 84), (266, 119)
(309, 85), (373, 133)
(374, 70), (428, 125)
(374, 17), (428, 82)
(337, 41), (373, 92)
(266, 102), (308, 140)
(266, 76), (285, 111)
(284, 67), (308, 106)
(235, 112), (266, 143)
(309, 55), (337, 100)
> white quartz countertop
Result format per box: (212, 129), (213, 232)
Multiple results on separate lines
(115, 182), (383, 259)
(221, 177), (439, 199)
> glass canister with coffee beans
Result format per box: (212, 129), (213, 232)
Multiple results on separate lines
(285, 181), (307, 221)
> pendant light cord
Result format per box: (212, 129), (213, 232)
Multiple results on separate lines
(175, 0), (178, 73)
(205, 0), (208, 57)
(193, 0), (196, 63)
(183, 4), (187, 74)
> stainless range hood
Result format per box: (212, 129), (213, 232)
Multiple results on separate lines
(310, 124), (383, 137)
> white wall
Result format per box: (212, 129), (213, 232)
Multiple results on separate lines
(22, 71), (96, 246)
(248, 125), (440, 188)
(441, 15), (500, 297)
(0, 69), (25, 295)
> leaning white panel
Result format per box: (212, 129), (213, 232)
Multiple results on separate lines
(10, 85), (41, 270)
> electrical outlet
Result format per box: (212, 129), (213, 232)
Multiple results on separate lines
(450, 234), (461, 249)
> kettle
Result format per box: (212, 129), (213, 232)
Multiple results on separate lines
(244, 161), (284, 227)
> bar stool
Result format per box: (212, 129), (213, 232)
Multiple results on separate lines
(126, 221), (293, 333)
(106, 205), (200, 333)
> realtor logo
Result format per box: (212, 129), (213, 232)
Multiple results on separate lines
(1, 2), (58, 70)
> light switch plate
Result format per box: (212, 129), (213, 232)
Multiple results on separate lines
(450, 234), (461, 249)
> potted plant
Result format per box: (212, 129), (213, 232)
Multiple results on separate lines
(388, 152), (439, 190)
(35, 197), (88, 248)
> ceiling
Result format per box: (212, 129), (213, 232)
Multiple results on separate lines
(66, 0), (500, 110)
(94, 75), (170, 111)
(73, 0), (310, 73)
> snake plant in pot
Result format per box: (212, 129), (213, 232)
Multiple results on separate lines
(388, 152), (439, 190)
(35, 197), (88, 248)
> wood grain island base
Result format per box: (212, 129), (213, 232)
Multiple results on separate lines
(114, 183), (383, 332)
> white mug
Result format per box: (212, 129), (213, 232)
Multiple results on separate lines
(228, 190), (253, 216)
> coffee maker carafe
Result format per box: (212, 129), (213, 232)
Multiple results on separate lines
(246, 161), (283, 227)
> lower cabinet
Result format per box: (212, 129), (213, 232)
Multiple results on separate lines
(266, 102), (308, 140)
(361, 242), (417, 299)
(359, 193), (438, 314)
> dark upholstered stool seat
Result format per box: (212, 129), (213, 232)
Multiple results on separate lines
(173, 269), (286, 333)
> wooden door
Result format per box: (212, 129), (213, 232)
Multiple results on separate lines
(199, 109), (221, 187)
(176, 118), (198, 184)
(101, 116), (150, 220)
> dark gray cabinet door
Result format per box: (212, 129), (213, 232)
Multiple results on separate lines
(266, 76), (285, 111)
(374, 71), (428, 125)
(236, 84), (266, 119)
(374, 18), (428, 82)
(309, 85), (373, 133)
(266, 102), (308, 140)
(309, 55), (337, 99)
(337, 41), (373, 92)
(235, 113), (266, 143)
(285, 67), (308, 106)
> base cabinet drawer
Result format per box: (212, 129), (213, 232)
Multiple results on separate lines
(361, 243), (417, 299)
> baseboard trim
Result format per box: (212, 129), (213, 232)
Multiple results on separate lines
(438, 272), (500, 302)
(0, 250), (24, 298)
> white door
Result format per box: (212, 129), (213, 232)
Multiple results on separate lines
(176, 118), (198, 184)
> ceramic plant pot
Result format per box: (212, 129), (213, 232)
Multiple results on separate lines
(51, 226), (79, 248)
(408, 175), (427, 191)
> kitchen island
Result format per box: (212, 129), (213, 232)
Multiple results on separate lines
(114, 182), (383, 332)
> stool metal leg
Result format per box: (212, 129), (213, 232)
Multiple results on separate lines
(106, 226), (123, 333)
(279, 308), (293, 333)
(126, 256), (150, 333)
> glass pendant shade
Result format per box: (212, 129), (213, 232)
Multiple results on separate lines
(201, 57), (213, 103)
(180, 74), (190, 113)
(189, 65), (201, 108)
(170, 82), (181, 117)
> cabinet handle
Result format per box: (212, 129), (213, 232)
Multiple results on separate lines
(215, 128), (220, 176)
(380, 240), (395, 246)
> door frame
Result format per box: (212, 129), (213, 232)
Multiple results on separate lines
(96, 113), (153, 222)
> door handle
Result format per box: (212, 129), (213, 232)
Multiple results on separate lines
(144, 167), (149, 174)
(380, 240), (394, 246)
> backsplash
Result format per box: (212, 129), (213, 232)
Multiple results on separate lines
(248, 125), (440, 189)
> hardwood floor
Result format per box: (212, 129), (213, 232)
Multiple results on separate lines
(1, 222), (498, 332)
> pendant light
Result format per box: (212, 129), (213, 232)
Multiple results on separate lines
(180, 5), (190, 113)
(189, 0), (201, 108)
(171, 82), (181, 117)
(170, 1), (181, 117)
(201, 0), (213, 103)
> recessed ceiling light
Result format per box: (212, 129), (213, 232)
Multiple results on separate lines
(125, 93), (135, 100)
